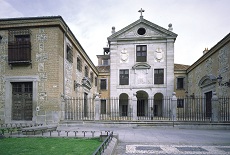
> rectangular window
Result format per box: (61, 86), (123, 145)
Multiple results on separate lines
(66, 45), (73, 63)
(119, 69), (129, 85)
(177, 99), (184, 108)
(90, 72), (93, 83)
(136, 45), (147, 62)
(95, 77), (97, 87)
(85, 66), (88, 77)
(101, 99), (106, 114)
(8, 30), (31, 64)
(154, 69), (164, 84)
(100, 79), (107, 90)
(102, 59), (109, 65)
(177, 78), (184, 89)
(77, 57), (82, 72)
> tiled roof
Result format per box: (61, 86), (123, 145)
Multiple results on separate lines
(174, 64), (190, 70)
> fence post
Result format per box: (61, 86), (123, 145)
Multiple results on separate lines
(211, 92), (219, 122)
(132, 93), (137, 121)
(171, 92), (177, 121)
(94, 93), (100, 121)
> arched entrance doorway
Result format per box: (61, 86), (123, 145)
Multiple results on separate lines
(154, 93), (163, 117)
(136, 91), (148, 117)
(119, 93), (129, 116)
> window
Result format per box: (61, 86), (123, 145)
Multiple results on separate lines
(8, 29), (31, 64)
(177, 99), (184, 108)
(85, 66), (88, 77)
(77, 57), (82, 72)
(154, 69), (164, 84)
(102, 59), (109, 65)
(137, 28), (146, 35)
(177, 77), (184, 89)
(101, 99), (106, 114)
(95, 77), (97, 87)
(100, 79), (106, 90)
(66, 45), (73, 63)
(119, 69), (129, 85)
(136, 45), (147, 62)
(90, 72), (93, 83)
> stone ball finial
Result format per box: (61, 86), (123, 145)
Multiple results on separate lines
(168, 23), (173, 31)
(111, 26), (115, 34)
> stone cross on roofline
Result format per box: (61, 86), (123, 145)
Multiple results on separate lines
(138, 8), (145, 18)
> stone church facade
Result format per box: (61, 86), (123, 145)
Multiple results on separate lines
(0, 13), (229, 124)
(104, 14), (177, 118)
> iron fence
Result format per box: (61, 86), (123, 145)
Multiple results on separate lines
(64, 96), (230, 122)
(219, 97), (230, 121)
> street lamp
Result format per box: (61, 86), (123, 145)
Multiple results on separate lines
(217, 75), (230, 87)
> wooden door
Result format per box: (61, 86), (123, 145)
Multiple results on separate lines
(205, 91), (212, 118)
(12, 82), (33, 120)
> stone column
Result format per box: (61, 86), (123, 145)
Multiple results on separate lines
(94, 93), (100, 121)
(132, 93), (137, 121)
(211, 92), (219, 122)
(171, 92), (177, 121)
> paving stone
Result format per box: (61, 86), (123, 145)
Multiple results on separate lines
(176, 146), (208, 152)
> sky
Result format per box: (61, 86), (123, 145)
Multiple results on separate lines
(0, 0), (229, 66)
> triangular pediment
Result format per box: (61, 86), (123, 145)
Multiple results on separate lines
(108, 18), (177, 41)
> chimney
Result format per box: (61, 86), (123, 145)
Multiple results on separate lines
(111, 26), (115, 34)
(203, 48), (209, 54)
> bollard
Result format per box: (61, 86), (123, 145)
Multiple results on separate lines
(65, 131), (70, 137)
(82, 131), (87, 137)
(73, 131), (78, 137)
(57, 130), (61, 136)
(91, 131), (95, 137)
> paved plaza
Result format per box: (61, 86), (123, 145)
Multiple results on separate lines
(112, 126), (230, 154)
(56, 124), (230, 154)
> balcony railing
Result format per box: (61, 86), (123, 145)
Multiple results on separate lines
(8, 41), (31, 64)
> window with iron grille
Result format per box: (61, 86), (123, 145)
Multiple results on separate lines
(8, 29), (31, 64)
(100, 79), (106, 90)
(136, 45), (147, 62)
(101, 99), (106, 114)
(95, 77), (97, 87)
(154, 69), (164, 84)
(90, 72), (93, 83)
(177, 77), (184, 89)
(119, 69), (129, 85)
(77, 57), (82, 72)
(66, 45), (73, 63)
(85, 66), (88, 77)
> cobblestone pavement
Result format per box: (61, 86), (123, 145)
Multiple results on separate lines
(113, 126), (230, 155)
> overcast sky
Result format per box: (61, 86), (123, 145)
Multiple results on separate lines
(1, 0), (229, 65)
